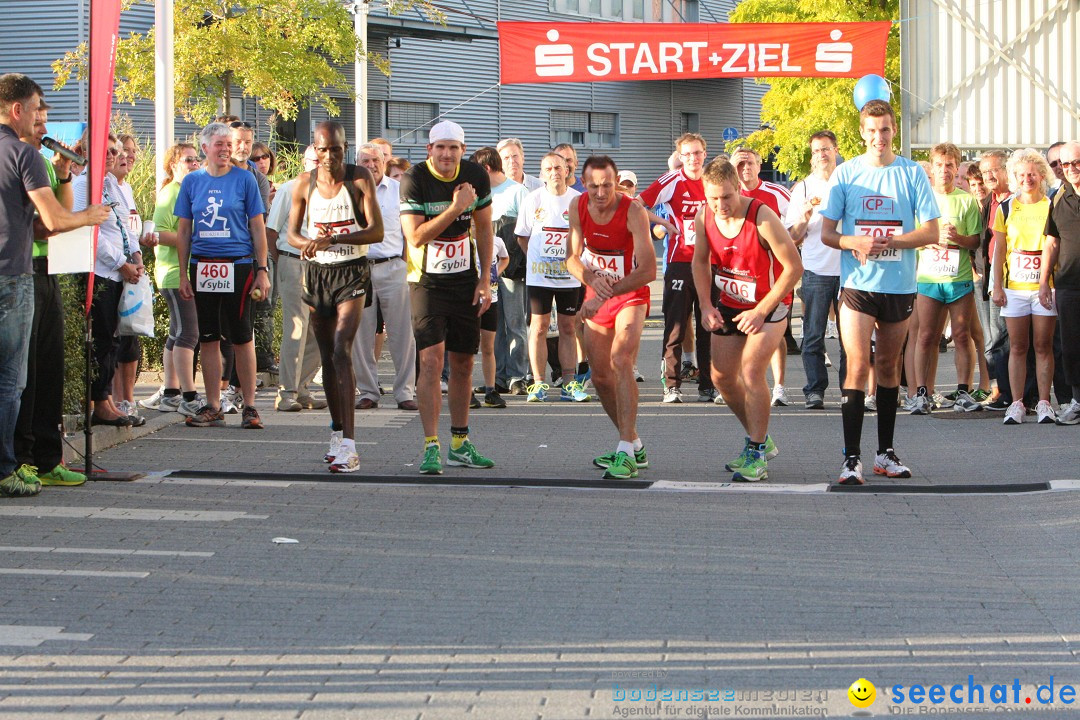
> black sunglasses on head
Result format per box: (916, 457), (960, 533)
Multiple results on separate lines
(229, 121), (253, 129)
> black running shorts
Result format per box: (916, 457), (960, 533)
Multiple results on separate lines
(190, 259), (255, 344)
(709, 301), (789, 337)
(527, 285), (585, 317)
(840, 288), (915, 324)
(301, 258), (371, 318)
(411, 282), (482, 354)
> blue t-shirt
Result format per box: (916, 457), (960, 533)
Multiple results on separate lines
(175, 166), (265, 259)
(821, 155), (940, 294)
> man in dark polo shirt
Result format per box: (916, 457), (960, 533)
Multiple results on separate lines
(0, 73), (108, 497)
(13, 93), (89, 489)
(1039, 141), (1080, 425)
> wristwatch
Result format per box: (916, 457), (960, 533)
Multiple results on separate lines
(57, 174), (72, 184)
(256, 265), (269, 273)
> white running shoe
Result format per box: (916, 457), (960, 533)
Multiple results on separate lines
(824, 352), (832, 368)
(662, 387), (684, 404)
(825, 320), (839, 339)
(864, 395), (877, 412)
(329, 447), (360, 473)
(139, 386), (165, 410)
(838, 456), (864, 485)
(1036, 400), (1057, 425)
(158, 395), (182, 412)
(873, 448), (912, 478)
(909, 394), (932, 415)
(901, 394), (918, 412)
(177, 397), (204, 417)
(771, 385), (790, 407)
(1057, 399), (1080, 426)
(324, 430), (343, 463)
(953, 390), (984, 413)
(221, 386), (241, 414)
(931, 392), (955, 409)
(1004, 400), (1025, 425)
(713, 390), (726, 405)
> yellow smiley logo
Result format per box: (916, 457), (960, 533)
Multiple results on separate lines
(848, 678), (876, 708)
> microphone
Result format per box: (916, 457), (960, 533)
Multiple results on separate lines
(42, 136), (87, 167)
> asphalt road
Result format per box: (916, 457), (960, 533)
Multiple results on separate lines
(4, 298), (1080, 719)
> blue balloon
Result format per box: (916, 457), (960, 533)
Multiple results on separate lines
(853, 74), (891, 111)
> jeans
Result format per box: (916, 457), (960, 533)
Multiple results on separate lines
(974, 293), (993, 354)
(987, 300), (1011, 400)
(0, 275), (34, 476)
(495, 277), (528, 385)
(800, 270), (845, 396)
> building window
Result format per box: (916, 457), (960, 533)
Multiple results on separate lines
(680, 112), (699, 134)
(549, 0), (688, 21)
(551, 110), (619, 148)
(377, 100), (438, 145)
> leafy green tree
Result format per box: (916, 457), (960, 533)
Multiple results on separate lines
(53, 0), (442, 125)
(727, 0), (900, 179)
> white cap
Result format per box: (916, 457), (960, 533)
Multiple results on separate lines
(428, 120), (465, 145)
(618, 170), (638, 186)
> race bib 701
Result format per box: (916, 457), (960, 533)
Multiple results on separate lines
(425, 234), (472, 274)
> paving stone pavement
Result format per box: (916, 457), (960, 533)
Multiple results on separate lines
(4, 291), (1079, 718)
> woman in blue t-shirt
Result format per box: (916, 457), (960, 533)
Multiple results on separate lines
(176, 122), (270, 430)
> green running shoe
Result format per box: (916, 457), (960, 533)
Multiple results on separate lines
(419, 444), (443, 475)
(732, 446), (768, 482)
(602, 451), (638, 479)
(447, 440), (495, 469)
(38, 464), (87, 487)
(593, 446), (649, 469)
(0, 464), (42, 497)
(726, 435), (778, 471)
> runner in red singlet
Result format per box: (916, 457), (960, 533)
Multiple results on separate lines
(567, 156), (656, 480)
(691, 158), (802, 481)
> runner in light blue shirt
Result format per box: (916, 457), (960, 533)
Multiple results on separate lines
(819, 100), (940, 487)
(822, 155), (939, 294)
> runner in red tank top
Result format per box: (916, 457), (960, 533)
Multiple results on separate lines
(692, 158), (802, 482)
(567, 155), (656, 480)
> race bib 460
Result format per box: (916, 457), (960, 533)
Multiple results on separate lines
(196, 261), (234, 293)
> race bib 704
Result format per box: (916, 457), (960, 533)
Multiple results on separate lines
(582, 248), (626, 281)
